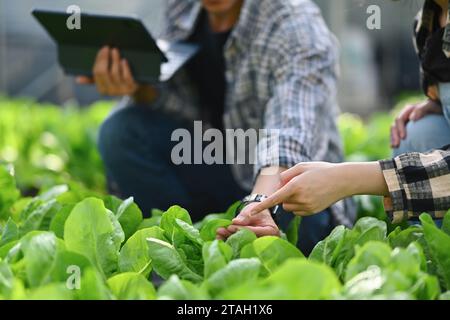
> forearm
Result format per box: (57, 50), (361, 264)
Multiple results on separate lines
(332, 162), (390, 198)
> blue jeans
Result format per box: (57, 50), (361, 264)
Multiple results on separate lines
(98, 104), (334, 253)
(440, 83), (450, 124)
(98, 105), (247, 222)
(393, 83), (450, 157)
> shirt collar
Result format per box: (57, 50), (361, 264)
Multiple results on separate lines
(170, 0), (260, 54)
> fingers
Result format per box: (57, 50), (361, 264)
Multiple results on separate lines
(391, 104), (415, 148)
(250, 184), (295, 216)
(390, 125), (400, 148)
(110, 48), (122, 86)
(396, 106), (414, 139)
(227, 225), (279, 237)
(410, 107), (426, 122)
(232, 215), (251, 226)
(283, 203), (309, 216)
(121, 59), (136, 85)
(91, 46), (138, 96)
(280, 164), (306, 186)
(216, 227), (232, 240)
(394, 117), (406, 141)
(93, 46), (111, 94)
(410, 100), (443, 121)
(282, 203), (301, 213)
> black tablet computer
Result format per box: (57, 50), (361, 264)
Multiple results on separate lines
(32, 9), (199, 83)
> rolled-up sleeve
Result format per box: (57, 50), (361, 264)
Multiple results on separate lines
(379, 146), (450, 223)
(254, 19), (339, 176)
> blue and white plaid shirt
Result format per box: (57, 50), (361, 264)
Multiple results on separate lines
(133, 0), (355, 226)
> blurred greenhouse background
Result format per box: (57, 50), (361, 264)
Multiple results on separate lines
(0, 0), (424, 114)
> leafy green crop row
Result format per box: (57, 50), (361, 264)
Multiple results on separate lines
(0, 165), (449, 300)
(0, 96), (414, 194)
(0, 97), (111, 194)
(0, 95), (413, 224)
(3, 94), (447, 300)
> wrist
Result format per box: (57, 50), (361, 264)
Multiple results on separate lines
(334, 162), (389, 197)
(239, 195), (277, 216)
(326, 163), (355, 199)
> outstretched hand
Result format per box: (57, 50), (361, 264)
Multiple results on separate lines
(250, 162), (344, 217)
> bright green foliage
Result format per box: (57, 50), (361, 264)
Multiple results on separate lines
(203, 240), (233, 278)
(310, 217), (387, 278)
(0, 98), (111, 193)
(200, 219), (232, 242)
(204, 258), (261, 296)
(104, 196), (143, 241)
(225, 229), (257, 259)
(0, 95), (449, 300)
(442, 210), (450, 235)
(0, 167), (449, 300)
(157, 275), (209, 300)
(64, 198), (124, 277)
(0, 166), (20, 220)
(147, 237), (203, 282)
(76, 267), (112, 300)
(440, 291), (450, 300)
(241, 236), (303, 274)
(118, 227), (164, 277)
(420, 214), (450, 289)
(107, 272), (156, 300)
(342, 242), (440, 300)
(220, 259), (341, 300)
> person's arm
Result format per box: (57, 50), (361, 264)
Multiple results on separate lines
(251, 147), (450, 223)
(250, 161), (388, 217)
(217, 17), (340, 239)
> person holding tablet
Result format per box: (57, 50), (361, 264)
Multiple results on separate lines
(77, 0), (354, 254)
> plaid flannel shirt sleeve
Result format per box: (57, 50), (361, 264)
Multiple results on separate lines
(379, 146), (450, 223)
(254, 18), (339, 175)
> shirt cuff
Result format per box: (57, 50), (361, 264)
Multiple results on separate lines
(379, 159), (409, 224)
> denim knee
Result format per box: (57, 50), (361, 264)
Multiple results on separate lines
(440, 83), (450, 123)
(98, 105), (188, 168)
(393, 114), (450, 157)
(98, 106), (139, 163)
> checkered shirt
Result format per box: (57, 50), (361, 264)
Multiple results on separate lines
(380, 146), (450, 223)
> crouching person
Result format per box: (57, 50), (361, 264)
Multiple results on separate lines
(78, 0), (355, 255)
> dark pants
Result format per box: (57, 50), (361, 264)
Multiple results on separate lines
(98, 105), (334, 254)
